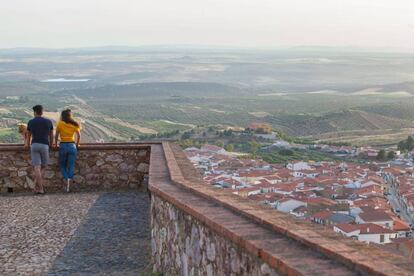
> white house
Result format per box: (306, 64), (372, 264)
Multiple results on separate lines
(360, 180), (381, 188)
(355, 211), (393, 229)
(334, 223), (397, 244)
(262, 175), (283, 184)
(287, 161), (311, 171)
(393, 219), (412, 238)
(200, 144), (226, 154)
(334, 223), (360, 239)
(293, 171), (304, 178)
(235, 187), (261, 197)
(271, 140), (291, 149)
(275, 198), (307, 213)
(299, 170), (319, 178)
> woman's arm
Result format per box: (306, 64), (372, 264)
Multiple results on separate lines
(54, 129), (60, 148)
(75, 130), (81, 148)
(49, 130), (54, 148)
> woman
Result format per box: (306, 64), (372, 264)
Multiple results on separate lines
(54, 109), (81, 192)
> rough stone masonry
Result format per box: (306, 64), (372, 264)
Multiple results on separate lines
(151, 195), (279, 276)
(0, 146), (150, 193)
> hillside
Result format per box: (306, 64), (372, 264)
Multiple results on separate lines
(2, 49), (414, 145)
(69, 82), (245, 99)
(265, 110), (413, 136)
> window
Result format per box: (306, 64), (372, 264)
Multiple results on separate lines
(380, 234), (384, 243)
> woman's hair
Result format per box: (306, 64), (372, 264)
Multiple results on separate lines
(17, 123), (27, 134)
(61, 109), (80, 127)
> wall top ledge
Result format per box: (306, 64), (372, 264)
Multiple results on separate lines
(0, 141), (165, 152)
(152, 142), (414, 276)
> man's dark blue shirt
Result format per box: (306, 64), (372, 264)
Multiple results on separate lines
(27, 117), (53, 145)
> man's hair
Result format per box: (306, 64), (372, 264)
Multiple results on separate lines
(32, 105), (43, 115)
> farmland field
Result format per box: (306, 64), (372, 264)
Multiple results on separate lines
(1, 47), (414, 145)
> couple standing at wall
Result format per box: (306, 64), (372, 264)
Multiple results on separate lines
(24, 105), (81, 194)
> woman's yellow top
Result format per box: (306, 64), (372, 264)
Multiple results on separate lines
(57, 121), (81, 142)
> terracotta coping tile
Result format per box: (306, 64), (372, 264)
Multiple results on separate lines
(0, 142), (155, 152)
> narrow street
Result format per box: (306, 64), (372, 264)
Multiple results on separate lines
(387, 182), (414, 227)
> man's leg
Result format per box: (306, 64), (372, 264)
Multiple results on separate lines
(37, 144), (50, 193)
(30, 144), (42, 193)
(40, 166), (47, 192)
(33, 165), (43, 193)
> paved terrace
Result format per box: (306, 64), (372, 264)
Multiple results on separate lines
(1, 142), (414, 275)
(0, 192), (150, 275)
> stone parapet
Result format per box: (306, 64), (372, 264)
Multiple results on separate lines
(149, 142), (414, 275)
(0, 143), (151, 193)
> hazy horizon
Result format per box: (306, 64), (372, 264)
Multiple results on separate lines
(1, 0), (414, 52)
(2, 44), (414, 54)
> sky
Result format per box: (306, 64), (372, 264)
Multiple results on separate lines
(1, 0), (414, 51)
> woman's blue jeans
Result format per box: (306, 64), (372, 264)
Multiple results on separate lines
(59, 143), (77, 180)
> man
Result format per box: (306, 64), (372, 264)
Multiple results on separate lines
(25, 105), (53, 194)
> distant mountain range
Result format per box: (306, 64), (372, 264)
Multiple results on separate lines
(1, 45), (413, 55)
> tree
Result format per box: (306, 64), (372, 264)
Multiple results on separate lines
(377, 149), (386, 161)
(407, 136), (414, 151)
(181, 132), (191, 140)
(223, 129), (233, 137)
(225, 144), (234, 152)
(387, 151), (396, 160)
(216, 141), (224, 148)
(249, 141), (260, 158)
(398, 140), (406, 151)
(180, 139), (195, 148)
(279, 149), (294, 156)
(398, 136), (414, 152)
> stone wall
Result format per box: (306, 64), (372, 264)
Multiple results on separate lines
(148, 142), (414, 276)
(0, 144), (150, 193)
(151, 195), (278, 276)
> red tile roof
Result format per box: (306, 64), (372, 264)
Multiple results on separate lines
(393, 219), (411, 232)
(358, 223), (396, 234)
(336, 223), (395, 234)
(305, 197), (336, 206)
(335, 223), (359, 233)
(311, 210), (333, 220)
(358, 211), (392, 222)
